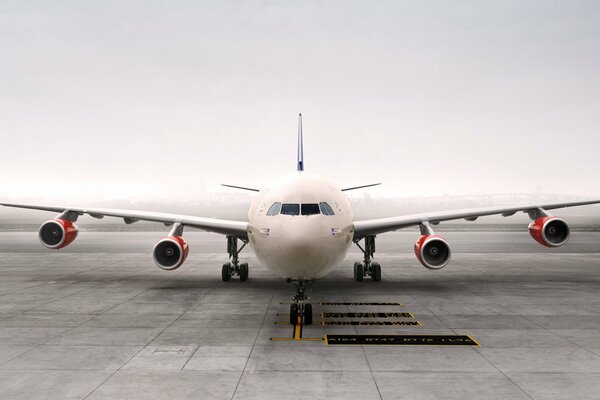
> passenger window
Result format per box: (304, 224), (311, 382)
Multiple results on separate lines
(281, 204), (300, 215)
(319, 202), (335, 216)
(301, 204), (320, 215)
(266, 202), (281, 216)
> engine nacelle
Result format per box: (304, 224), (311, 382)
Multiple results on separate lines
(38, 219), (79, 249)
(528, 216), (570, 247)
(414, 234), (451, 270)
(153, 236), (189, 270)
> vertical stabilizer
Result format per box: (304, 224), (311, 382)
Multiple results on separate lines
(297, 113), (304, 171)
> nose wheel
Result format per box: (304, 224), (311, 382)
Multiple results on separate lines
(353, 235), (382, 281)
(289, 281), (313, 325)
(221, 236), (249, 281)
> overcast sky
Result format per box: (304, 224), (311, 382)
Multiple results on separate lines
(1, 1), (599, 202)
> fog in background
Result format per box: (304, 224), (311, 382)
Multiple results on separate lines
(1, 1), (599, 224)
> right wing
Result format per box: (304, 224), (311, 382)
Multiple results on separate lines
(0, 202), (248, 239)
(353, 199), (600, 239)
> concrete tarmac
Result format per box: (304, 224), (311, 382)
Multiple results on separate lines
(0, 231), (599, 399)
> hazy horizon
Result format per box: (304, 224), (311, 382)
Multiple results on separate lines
(2, 1), (600, 201)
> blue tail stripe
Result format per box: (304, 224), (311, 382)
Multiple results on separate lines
(297, 113), (304, 171)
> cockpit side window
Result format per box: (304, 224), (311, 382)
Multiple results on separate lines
(281, 204), (300, 216)
(266, 202), (281, 216)
(319, 202), (335, 216)
(301, 204), (320, 215)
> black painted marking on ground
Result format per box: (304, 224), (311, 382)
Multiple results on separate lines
(325, 335), (479, 346)
(319, 302), (403, 306)
(322, 320), (420, 326)
(322, 312), (413, 318)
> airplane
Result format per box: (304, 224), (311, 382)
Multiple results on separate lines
(2, 114), (600, 325)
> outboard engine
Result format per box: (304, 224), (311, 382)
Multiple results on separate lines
(38, 219), (79, 249)
(529, 216), (570, 247)
(153, 236), (189, 270)
(414, 234), (451, 270)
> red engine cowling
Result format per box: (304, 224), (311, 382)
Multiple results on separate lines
(38, 219), (79, 249)
(528, 216), (570, 247)
(414, 234), (451, 270)
(153, 236), (189, 270)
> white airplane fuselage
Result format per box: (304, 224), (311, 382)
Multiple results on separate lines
(247, 172), (354, 280)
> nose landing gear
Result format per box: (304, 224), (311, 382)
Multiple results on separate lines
(353, 235), (381, 281)
(221, 235), (249, 281)
(289, 280), (313, 325)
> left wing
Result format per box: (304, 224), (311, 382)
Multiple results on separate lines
(0, 202), (248, 239)
(353, 199), (600, 239)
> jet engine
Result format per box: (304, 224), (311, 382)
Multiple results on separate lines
(38, 219), (79, 249)
(153, 236), (189, 270)
(414, 234), (451, 270)
(528, 216), (570, 247)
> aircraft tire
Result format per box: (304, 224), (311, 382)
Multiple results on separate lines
(290, 303), (299, 325)
(304, 303), (313, 325)
(239, 263), (248, 281)
(222, 263), (231, 282)
(372, 263), (381, 281)
(355, 264), (364, 281)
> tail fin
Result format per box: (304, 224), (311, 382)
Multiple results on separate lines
(297, 113), (304, 171)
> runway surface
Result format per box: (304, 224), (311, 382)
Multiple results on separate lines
(0, 231), (600, 399)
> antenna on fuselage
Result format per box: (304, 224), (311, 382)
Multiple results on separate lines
(297, 113), (304, 172)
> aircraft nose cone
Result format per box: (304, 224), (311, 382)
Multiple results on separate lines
(278, 219), (325, 272)
(280, 222), (316, 254)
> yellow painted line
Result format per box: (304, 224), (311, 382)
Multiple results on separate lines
(467, 335), (481, 346)
(319, 302), (403, 306)
(293, 315), (302, 339)
(321, 312), (414, 319)
(321, 320), (421, 326)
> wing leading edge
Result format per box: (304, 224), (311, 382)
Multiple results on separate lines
(0, 202), (248, 239)
(353, 199), (600, 239)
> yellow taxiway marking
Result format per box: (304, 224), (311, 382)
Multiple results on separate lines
(322, 320), (421, 326)
(269, 315), (324, 342)
(467, 335), (481, 346)
(294, 315), (302, 339)
(319, 302), (403, 306)
(321, 312), (414, 318)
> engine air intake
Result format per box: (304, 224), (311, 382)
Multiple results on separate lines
(153, 236), (189, 270)
(38, 219), (78, 249)
(414, 235), (451, 270)
(529, 216), (570, 247)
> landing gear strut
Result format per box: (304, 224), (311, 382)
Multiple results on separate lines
(289, 280), (313, 325)
(353, 235), (381, 281)
(222, 235), (249, 281)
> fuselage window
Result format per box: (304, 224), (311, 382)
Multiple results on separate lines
(319, 202), (335, 216)
(301, 203), (320, 215)
(266, 202), (281, 216)
(281, 203), (300, 216)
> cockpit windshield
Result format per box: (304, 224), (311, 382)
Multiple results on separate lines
(319, 202), (335, 216)
(266, 202), (281, 216)
(301, 204), (320, 215)
(267, 202), (335, 216)
(281, 204), (300, 216)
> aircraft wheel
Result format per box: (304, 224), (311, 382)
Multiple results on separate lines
(355, 263), (364, 281)
(304, 303), (313, 325)
(222, 263), (231, 282)
(290, 303), (299, 325)
(372, 262), (381, 281)
(239, 263), (249, 281)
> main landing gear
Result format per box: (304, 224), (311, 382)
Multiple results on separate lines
(353, 235), (381, 281)
(289, 280), (313, 325)
(222, 235), (249, 281)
